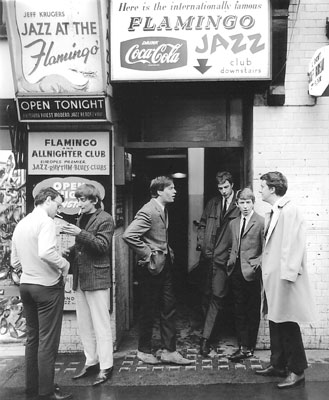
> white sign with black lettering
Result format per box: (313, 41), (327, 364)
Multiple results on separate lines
(28, 131), (110, 175)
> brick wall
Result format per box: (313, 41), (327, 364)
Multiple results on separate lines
(254, 0), (329, 349)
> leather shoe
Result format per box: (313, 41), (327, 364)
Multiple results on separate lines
(38, 389), (73, 400)
(255, 364), (287, 377)
(137, 351), (160, 365)
(72, 363), (99, 379)
(92, 367), (113, 386)
(277, 372), (305, 389)
(160, 350), (193, 365)
(228, 349), (253, 362)
(199, 338), (210, 357)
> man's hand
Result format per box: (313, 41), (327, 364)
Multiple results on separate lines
(61, 223), (81, 236)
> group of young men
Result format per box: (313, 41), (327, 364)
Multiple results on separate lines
(123, 171), (316, 390)
(11, 170), (316, 399)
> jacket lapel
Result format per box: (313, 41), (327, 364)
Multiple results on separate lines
(151, 198), (166, 224)
(242, 214), (256, 237)
(234, 217), (240, 241)
(265, 197), (291, 244)
(223, 192), (237, 218)
(78, 209), (100, 230)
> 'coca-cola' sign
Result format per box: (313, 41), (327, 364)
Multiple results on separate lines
(120, 37), (187, 71)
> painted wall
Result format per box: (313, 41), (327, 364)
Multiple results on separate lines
(254, 0), (329, 349)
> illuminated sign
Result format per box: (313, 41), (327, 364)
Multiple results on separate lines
(17, 96), (108, 121)
(32, 176), (106, 214)
(308, 45), (329, 97)
(110, 0), (271, 81)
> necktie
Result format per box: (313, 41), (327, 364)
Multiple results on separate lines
(264, 210), (274, 239)
(240, 217), (246, 239)
(238, 217), (246, 255)
(221, 199), (227, 221)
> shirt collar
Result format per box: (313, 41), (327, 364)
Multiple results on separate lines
(241, 210), (254, 225)
(224, 191), (235, 207)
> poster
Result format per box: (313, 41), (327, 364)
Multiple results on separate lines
(28, 131), (110, 176)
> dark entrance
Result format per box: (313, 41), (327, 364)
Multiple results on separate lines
(128, 148), (189, 301)
(127, 146), (246, 350)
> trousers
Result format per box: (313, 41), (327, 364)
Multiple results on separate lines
(202, 264), (228, 339)
(75, 283), (113, 369)
(231, 260), (261, 350)
(269, 320), (308, 374)
(137, 259), (176, 353)
(20, 281), (64, 396)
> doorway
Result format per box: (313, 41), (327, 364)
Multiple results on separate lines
(127, 146), (245, 347)
(129, 148), (189, 300)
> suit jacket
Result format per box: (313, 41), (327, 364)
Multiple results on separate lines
(262, 197), (317, 323)
(227, 211), (264, 281)
(212, 193), (240, 266)
(122, 198), (173, 275)
(71, 209), (114, 291)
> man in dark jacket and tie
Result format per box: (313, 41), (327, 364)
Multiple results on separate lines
(227, 188), (264, 361)
(198, 171), (240, 356)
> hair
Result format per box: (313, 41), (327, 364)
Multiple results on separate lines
(216, 171), (234, 185)
(260, 171), (288, 196)
(237, 187), (255, 203)
(34, 187), (64, 206)
(75, 184), (102, 208)
(150, 176), (173, 198)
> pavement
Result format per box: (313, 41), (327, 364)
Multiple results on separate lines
(1, 334), (329, 389)
(1, 302), (329, 393)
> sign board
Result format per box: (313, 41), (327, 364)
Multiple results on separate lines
(28, 131), (110, 176)
(17, 96), (108, 122)
(110, 0), (271, 81)
(308, 45), (329, 97)
(32, 176), (106, 215)
(4, 0), (110, 96)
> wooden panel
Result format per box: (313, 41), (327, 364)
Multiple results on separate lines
(143, 97), (227, 142)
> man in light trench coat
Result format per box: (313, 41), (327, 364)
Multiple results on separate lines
(256, 171), (317, 389)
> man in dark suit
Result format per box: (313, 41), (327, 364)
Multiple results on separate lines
(62, 184), (114, 386)
(226, 188), (264, 361)
(123, 176), (191, 365)
(198, 171), (240, 356)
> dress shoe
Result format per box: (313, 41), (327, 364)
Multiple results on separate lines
(277, 372), (305, 389)
(228, 349), (253, 362)
(38, 389), (73, 400)
(137, 350), (160, 365)
(72, 363), (99, 379)
(199, 337), (210, 357)
(255, 364), (288, 377)
(92, 367), (113, 386)
(160, 349), (193, 365)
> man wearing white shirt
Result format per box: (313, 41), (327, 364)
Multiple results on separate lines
(11, 187), (71, 400)
(226, 188), (264, 362)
